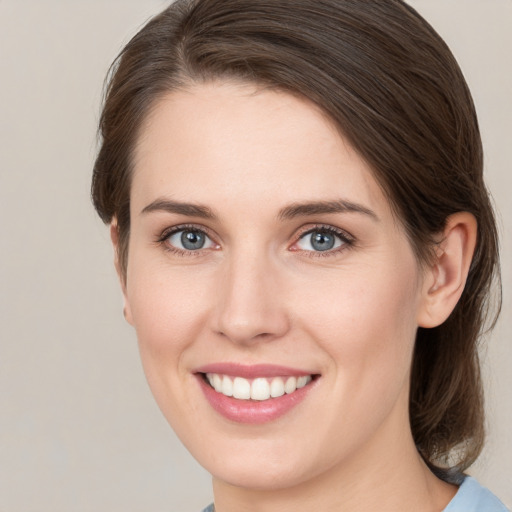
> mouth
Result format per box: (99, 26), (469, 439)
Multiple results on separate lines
(203, 373), (314, 401)
(193, 364), (319, 424)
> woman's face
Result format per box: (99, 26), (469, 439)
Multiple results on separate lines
(122, 81), (430, 490)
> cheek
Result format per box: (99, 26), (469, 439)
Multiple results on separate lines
(282, 262), (422, 468)
(125, 256), (214, 371)
(124, 257), (217, 432)
(296, 260), (421, 397)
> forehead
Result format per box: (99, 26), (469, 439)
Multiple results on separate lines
(131, 81), (390, 218)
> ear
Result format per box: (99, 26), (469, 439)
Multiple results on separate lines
(110, 220), (134, 325)
(417, 212), (477, 328)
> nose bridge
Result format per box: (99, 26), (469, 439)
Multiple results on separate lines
(213, 244), (289, 344)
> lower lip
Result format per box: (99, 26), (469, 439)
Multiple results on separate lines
(196, 374), (317, 424)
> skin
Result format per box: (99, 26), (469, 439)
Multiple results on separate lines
(113, 81), (477, 512)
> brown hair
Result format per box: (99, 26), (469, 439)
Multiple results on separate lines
(92, 0), (501, 480)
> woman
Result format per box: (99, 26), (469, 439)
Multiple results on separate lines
(92, 0), (507, 510)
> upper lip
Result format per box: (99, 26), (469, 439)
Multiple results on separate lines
(193, 363), (317, 379)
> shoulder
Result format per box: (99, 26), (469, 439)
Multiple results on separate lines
(200, 505), (214, 512)
(444, 476), (509, 512)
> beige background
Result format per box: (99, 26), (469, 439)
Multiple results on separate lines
(0, 1), (510, 510)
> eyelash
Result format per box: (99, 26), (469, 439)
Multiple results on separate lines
(292, 224), (355, 257)
(156, 223), (355, 257)
(156, 224), (219, 257)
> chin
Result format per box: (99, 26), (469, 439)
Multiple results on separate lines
(184, 431), (331, 492)
(210, 458), (314, 492)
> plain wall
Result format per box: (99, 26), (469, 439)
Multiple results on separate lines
(0, 1), (510, 510)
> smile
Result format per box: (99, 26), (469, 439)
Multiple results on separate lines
(205, 373), (313, 401)
(194, 363), (319, 423)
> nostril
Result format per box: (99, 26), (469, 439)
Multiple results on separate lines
(215, 328), (282, 345)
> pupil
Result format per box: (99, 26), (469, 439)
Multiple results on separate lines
(311, 232), (334, 251)
(181, 230), (205, 250)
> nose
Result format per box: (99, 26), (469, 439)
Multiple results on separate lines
(212, 251), (290, 345)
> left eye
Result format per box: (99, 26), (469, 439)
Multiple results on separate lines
(296, 229), (345, 252)
(166, 229), (216, 251)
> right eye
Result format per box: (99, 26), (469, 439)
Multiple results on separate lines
(164, 228), (217, 252)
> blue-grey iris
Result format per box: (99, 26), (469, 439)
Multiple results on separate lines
(181, 230), (205, 250)
(311, 232), (335, 251)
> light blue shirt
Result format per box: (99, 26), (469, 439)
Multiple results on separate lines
(200, 476), (509, 511)
(443, 476), (509, 511)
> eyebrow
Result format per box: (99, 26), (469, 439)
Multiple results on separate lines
(141, 199), (216, 219)
(140, 198), (378, 222)
(278, 199), (379, 221)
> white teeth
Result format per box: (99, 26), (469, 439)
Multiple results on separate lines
(205, 373), (313, 401)
(251, 378), (270, 401)
(284, 376), (297, 394)
(296, 376), (309, 389)
(222, 375), (233, 397)
(212, 373), (222, 392)
(233, 377), (251, 399)
(270, 377), (285, 398)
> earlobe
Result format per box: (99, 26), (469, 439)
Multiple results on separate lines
(110, 220), (134, 325)
(417, 212), (477, 328)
